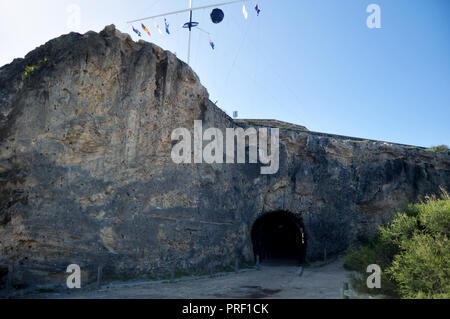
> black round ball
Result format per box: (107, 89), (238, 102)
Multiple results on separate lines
(210, 8), (224, 24)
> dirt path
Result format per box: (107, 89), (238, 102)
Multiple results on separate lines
(27, 257), (352, 299)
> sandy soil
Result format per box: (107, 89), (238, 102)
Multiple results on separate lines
(25, 256), (356, 299)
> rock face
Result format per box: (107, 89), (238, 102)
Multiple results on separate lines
(0, 25), (449, 288)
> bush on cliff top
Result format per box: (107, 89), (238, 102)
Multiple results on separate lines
(344, 191), (450, 298)
(426, 145), (450, 155)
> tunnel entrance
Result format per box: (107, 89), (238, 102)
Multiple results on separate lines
(251, 211), (306, 265)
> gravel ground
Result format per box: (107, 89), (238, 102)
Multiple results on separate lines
(23, 256), (356, 299)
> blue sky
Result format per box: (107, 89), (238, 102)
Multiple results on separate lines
(1, 0), (449, 147)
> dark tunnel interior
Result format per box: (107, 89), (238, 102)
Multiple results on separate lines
(251, 211), (307, 265)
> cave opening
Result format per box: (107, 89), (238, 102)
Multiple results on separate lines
(251, 211), (306, 265)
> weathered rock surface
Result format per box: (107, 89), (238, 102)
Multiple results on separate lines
(0, 25), (449, 289)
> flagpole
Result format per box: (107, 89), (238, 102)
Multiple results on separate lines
(187, 0), (193, 65)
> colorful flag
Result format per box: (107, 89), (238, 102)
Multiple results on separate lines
(255, 4), (261, 16)
(154, 22), (163, 34)
(141, 23), (151, 37)
(132, 26), (141, 37)
(164, 18), (170, 34)
(209, 39), (215, 50)
(242, 4), (248, 20)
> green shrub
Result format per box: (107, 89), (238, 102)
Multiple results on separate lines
(379, 212), (418, 247)
(345, 192), (450, 298)
(21, 57), (49, 80)
(426, 145), (450, 155)
(344, 237), (399, 297)
(389, 233), (450, 298)
(417, 194), (450, 236)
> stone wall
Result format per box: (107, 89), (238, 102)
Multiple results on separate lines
(0, 25), (449, 288)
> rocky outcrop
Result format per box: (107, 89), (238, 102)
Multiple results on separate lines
(0, 25), (449, 289)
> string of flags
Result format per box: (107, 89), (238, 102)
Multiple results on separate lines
(141, 23), (151, 37)
(130, 3), (261, 50)
(164, 18), (170, 34)
(242, 4), (248, 20)
(154, 22), (163, 34)
(255, 4), (261, 16)
(132, 26), (141, 37)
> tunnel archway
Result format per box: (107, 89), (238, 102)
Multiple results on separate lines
(251, 211), (307, 265)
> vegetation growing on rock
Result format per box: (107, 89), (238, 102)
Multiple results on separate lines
(426, 145), (450, 155)
(21, 57), (48, 79)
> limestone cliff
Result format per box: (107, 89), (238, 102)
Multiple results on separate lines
(0, 25), (449, 288)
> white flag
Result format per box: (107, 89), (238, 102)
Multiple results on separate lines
(154, 22), (163, 34)
(242, 4), (248, 20)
